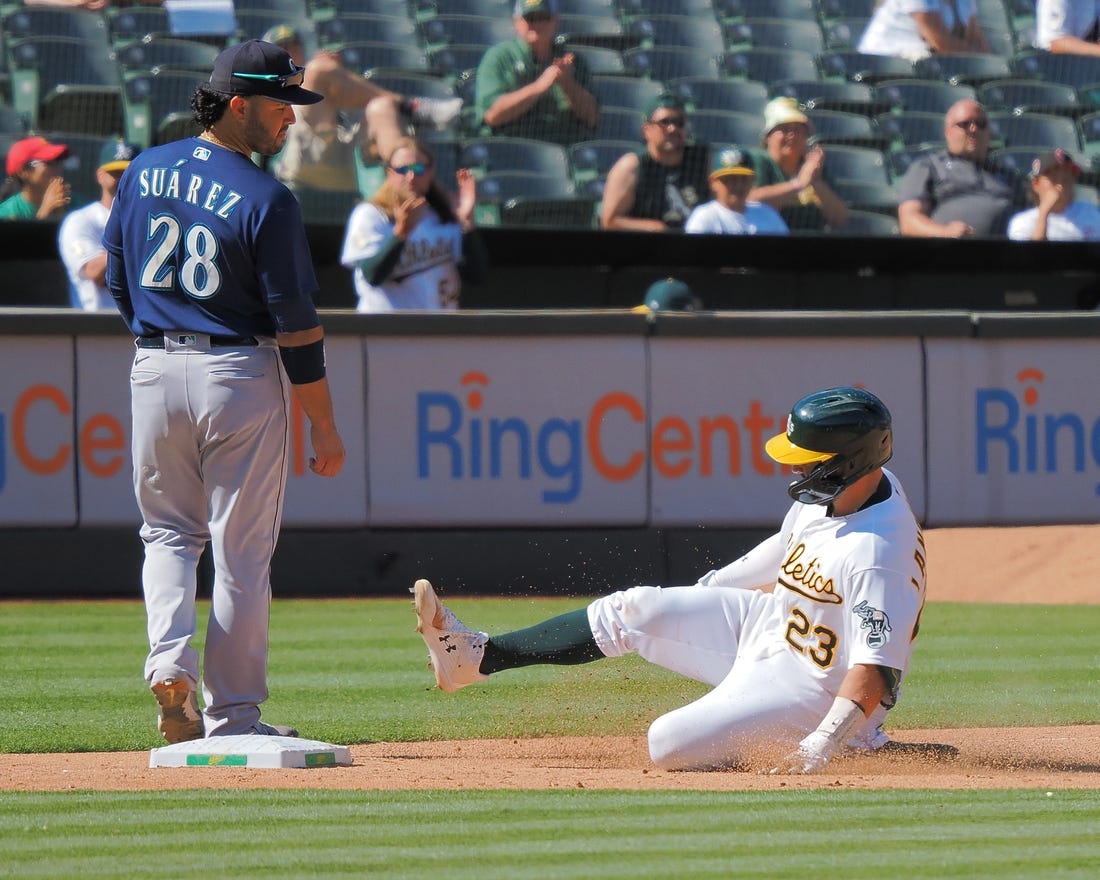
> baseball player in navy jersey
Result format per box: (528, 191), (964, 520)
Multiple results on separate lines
(414, 387), (936, 773)
(103, 40), (345, 743)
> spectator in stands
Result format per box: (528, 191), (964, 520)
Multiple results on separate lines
(632, 277), (702, 314)
(601, 93), (710, 232)
(857, 0), (991, 61)
(262, 25), (463, 194)
(58, 138), (140, 311)
(749, 98), (848, 233)
(474, 0), (598, 146)
(685, 146), (789, 236)
(340, 136), (488, 312)
(897, 99), (1026, 237)
(1007, 148), (1100, 240)
(0, 136), (71, 221)
(1035, 0), (1100, 55)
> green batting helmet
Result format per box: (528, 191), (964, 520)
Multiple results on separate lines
(765, 386), (893, 504)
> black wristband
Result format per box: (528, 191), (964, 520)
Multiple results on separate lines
(279, 338), (326, 385)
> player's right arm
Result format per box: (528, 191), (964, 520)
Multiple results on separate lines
(696, 531), (785, 590)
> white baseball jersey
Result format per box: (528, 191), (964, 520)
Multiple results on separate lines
(858, 0), (978, 59)
(341, 202), (463, 312)
(587, 468), (926, 770)
(1035, 0), (1100, 49)
(58, 200), (115, 311)
(1007, 200), (1100, 241)
(684, 199), (790, 236)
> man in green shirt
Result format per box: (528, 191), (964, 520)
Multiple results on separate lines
(474, 0), (598, 146)
(0, 136), (71, 221)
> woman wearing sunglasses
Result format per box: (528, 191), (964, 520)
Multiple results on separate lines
(340, 138), (488, 312)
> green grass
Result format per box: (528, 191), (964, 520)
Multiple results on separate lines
(2, 789), (1099, 879)
(1, 598), (1098, 878)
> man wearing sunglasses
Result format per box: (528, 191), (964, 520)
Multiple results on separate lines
(0, 136), (71, 221)
(104, 39), (346, 744)
(601, 92), (711, 232)
(474, 0), (598, 146)
(897, 99), (1026, 237)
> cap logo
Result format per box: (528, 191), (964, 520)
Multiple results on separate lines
(786, 414), (795, 438)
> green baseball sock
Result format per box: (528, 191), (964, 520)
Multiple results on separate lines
(480, 608), (603, 674)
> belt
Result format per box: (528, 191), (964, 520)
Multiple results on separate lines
(137, 333), (258, 349)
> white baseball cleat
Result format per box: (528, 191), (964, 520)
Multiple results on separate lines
(412, 578), (489, 693)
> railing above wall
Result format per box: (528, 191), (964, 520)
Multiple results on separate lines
(3, 220), (1099, 312)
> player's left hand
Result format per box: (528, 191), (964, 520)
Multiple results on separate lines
(766, 744), (829, 775)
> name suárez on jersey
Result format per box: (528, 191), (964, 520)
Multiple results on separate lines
(778, 542), (841, 604)
(136, 167), (243, 220)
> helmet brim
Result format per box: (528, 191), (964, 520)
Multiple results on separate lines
(765, 431), (835, 465)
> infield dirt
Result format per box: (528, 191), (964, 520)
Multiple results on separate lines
(2, 524), (1098, 792)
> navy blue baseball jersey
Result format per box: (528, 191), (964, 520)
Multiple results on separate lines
(104, 137), (320, 337)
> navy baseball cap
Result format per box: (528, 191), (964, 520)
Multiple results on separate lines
(207, 39), (322, 105)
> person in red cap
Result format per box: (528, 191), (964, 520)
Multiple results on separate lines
(0, 136), (71, 220)
(1006, 148), (1100, 241)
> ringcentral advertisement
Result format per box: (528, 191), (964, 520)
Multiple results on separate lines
(0, 328), (1096, 528)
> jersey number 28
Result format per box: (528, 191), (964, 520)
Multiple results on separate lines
(140, 214), (222, 299)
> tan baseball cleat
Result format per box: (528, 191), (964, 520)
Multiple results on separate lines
(412, 578), (489, 693)
(151, 677), (204, 744)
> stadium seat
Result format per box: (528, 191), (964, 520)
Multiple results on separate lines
(458, 137), (571, 181)
(720, 47), (820, 83)
(622, 46), (721, 81)
(557, 13), (628, 51)
(571, 45), (627, 75)
(670, 77), (770, 115)
(0, 106), (26, 135)
(122, 69), (205, 148)
(977, 79), (1082, 118)
(817, 50), (916, 84)
(568, 138), (636, 195)
(829, 178), (898, 214)
(816, 0), (875, 21)
(500, 195), (599, 229)
(1, 6), (111, 45)
(725, 18), (826, 56)
(115, 37), (221, 74)
(626, 16), (726, 56)
(1078, 111), (1100, 163)
(39, 85), (124, 139)
(589, 75), (667, 116)
(872, 79), (977, 114)
(988, 110), (1081, 152)
(771, 79), (883, 115)
(362, 70), (455, 100)
(886, 143), (942, 181)
(342, 43), (432, 76)
(913, 52), (1013, 86)
(6, 36), (122, 132)
(808, 109), (892, 150)
(422, 0), (509, 16)
(718, 0), (817, 20)
(426, 44), (487, 78)
(290, 186), (361, 226)
(234, 10), (314, 43)
(317, 14), (420, 50)
(836, 208), (899, 236)
(418, 15), (514, 51)
(49, 132), (115, 207)
(474, 170), (579, 226)
(874, 110), (946, 149)
(1011, 51), (1100, 89)
(988, 146), (1055, 179)
(591, 106), (644, 142)
(821, 18), (870, 51)
(816, 143), (891, 185)
(687, 109), (763, 146)
(105, 6), (173, 47)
